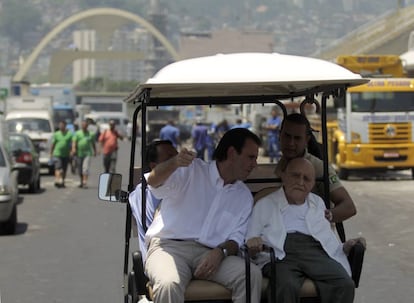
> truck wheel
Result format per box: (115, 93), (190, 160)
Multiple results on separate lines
(338, 168), (349, 180)
(411, 168), (414, 180)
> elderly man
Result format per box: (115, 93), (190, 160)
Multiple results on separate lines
(276, 113), (356, 223)
(247, 158), (362, 303)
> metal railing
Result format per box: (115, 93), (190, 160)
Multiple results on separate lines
(313, 5), (414, 60)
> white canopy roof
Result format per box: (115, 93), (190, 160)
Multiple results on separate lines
(125, 52), (368, 104)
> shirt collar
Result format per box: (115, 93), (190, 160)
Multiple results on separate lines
(279, 186), (316, 210)
(209, 161), (224, 188)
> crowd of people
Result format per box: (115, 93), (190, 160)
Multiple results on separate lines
(127, 112), (365, 303)
(50, 118), (123, 189)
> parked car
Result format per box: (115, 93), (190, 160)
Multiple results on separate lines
(0, 141), (19, 235)
(9, 133), (41, 193)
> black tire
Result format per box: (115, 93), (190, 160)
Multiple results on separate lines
(411, 168), (414, 180)
(29, 174), (41, 193)
(37, 175), (41, 190)
(3, 205), (17, 235)
(338, 168), (349, 180)
(28, 180), (36, 193)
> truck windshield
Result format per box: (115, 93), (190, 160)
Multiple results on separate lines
(351, 92), (414, 112)
(53, 108), (76, 125)
(7, 118), (52, 133)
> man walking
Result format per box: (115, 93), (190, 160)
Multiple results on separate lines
(99, 120), (123, 173)
(71, 120), (96, 188)
(51, 120), (73, 188)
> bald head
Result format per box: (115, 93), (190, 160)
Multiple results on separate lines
(281, 158), (315, 204)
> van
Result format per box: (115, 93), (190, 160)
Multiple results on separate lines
(5, 96), (55, 174)
(84, 111), (132, 138)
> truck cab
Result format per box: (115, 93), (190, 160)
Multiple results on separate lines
(5, 96), (55, 174)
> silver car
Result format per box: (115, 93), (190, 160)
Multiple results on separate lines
(0, 142), (19, 235)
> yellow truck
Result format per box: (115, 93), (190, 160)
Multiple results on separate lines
(330, 55), (414, 179)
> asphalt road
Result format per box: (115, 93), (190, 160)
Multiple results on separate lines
(1, 140), (414, 303)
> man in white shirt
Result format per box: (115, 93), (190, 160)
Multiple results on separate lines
(145, 128), (263, 303)
(246, 157), (362, 303)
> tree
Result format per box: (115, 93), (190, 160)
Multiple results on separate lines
(0, 0), (42, 52)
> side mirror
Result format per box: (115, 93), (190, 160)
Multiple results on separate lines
(98, 173), (124, 202)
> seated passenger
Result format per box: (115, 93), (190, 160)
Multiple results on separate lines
(128, 140), (177, 260)
(276, 113), (356, 223)
(246, 157), (364, 303)
(145, 128), (263, 303)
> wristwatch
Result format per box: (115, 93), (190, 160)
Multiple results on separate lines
(220, 247), (229, 257)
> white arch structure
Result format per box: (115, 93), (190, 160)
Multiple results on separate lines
(13, 7), (180, 82)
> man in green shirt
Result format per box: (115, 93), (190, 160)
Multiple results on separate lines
(71, 120), (96, 188)
(51, 121), (73, 188)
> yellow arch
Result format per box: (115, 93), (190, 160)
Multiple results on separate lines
(13, 7), (180, 82)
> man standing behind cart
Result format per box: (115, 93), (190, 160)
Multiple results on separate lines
(159, 120), (180, 148)
(265, 106), (282, 163)
(145, 128), (263, 303)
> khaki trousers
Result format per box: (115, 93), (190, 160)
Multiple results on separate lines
(146, 238), (262, 303)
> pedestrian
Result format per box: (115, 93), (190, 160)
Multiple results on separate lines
(159, 120), (180, 148)
(50, 120), (73, 188)
(191, 117), (209, 160)
(71, 120), (96, 189)
(98, 119), (123, 173)
(145, 128), (263, 303)
(264, 106), (282, 163)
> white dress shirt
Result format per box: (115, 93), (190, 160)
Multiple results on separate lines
(146, 159), (253, 248)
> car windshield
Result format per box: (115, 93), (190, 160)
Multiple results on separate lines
(53, 108), (76, 125)
(10, 135), (30, 151)
(7, 118), (52, 132)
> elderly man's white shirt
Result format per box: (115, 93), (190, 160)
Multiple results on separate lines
(246, 187), (351, 276)
(146, 159), (253, 248)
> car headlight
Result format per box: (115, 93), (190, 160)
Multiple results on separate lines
(0, 185), (10, 195)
